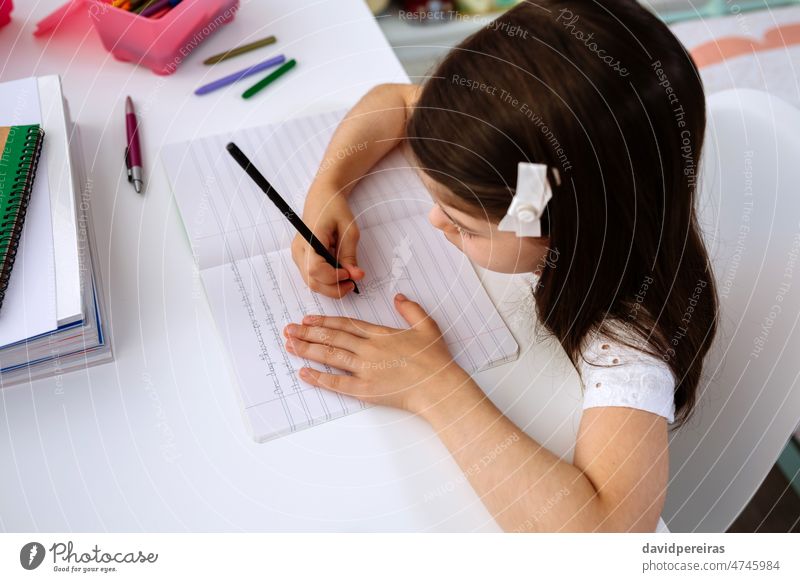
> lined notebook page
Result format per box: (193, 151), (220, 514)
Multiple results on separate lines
(162, 108), (519, 442)
(162, 109), (431, 270)
(202, 215), (519, 442)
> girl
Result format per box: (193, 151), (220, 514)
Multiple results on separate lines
(285, 0), (718, 532)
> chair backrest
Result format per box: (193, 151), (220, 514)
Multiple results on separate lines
(663, 89), (800, 532)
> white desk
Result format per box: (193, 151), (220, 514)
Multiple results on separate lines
(0, 0), (583, 532)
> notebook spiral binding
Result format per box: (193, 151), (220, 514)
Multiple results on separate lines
(0, 125), (45, 309)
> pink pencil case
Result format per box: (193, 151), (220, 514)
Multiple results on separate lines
(0, 0), (12, 29)
(35, 0), (240, 75)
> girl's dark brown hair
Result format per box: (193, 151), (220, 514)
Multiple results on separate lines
(406, 0), (718, 426)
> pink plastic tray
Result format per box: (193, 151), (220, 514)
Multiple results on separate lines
(35, 0), (239, 75)
(0, 0), (12, 29)
(88, 0), (240, 75)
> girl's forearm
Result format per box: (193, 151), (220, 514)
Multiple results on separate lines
(314, 83), (419, 196)
(418, 379), (620, 532)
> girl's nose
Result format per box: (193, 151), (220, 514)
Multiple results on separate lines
(428, 205), (449, 231)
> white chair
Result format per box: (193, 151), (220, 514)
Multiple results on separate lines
(663, 89), (800, 531)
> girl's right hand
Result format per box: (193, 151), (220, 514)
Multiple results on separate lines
(291, 182), (365, 298)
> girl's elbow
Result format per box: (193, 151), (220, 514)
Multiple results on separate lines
(597, 497), (665, 532)
(368, 83), (420, 107)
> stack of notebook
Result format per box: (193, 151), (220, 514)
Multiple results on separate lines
(0, 76), (111, 386)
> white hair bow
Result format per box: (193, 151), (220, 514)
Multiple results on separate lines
(498, 162), (560, 237)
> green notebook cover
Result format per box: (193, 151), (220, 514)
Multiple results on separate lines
(0, 124), (45, 311)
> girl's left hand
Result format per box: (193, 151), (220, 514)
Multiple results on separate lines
(282, 293), (469, 413)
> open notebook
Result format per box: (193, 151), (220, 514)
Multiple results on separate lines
(162, 109), (518, 442)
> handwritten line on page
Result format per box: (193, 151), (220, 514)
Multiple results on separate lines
(162, 109), (519, 442)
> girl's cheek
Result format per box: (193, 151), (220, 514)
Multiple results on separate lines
(459, 238), (491, 266)
(441, 232), (501, 271)
(469, 238), (525, 273)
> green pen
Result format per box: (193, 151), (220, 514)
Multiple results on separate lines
(242, 59), (297, 99)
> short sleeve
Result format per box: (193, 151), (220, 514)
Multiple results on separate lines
(577, 328), (676, 423)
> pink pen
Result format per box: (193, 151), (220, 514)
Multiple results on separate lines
(125, 96), (144, 194)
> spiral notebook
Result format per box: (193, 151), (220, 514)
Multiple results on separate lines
(0, 124), (45, 311)
(162, 109), (519, 442)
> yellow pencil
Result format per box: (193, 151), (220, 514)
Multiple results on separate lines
(203, 35), (277, 65)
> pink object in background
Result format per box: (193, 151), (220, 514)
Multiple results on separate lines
(88, 0), (240, 75)
(33, 0), (87, 37)
(0, 0), (13, 29)
(34, 0), (240, 75)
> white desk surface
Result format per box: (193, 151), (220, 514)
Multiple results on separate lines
(0, 0), (583, 532)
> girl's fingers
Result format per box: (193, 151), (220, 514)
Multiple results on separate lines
(305, 253), (351, 285)
(394, 293), (439, 333)
(298, 367), (362, 397)
(308, 279), (356, 299)
(284, 323), (362, 353)
(293, 235), (350, 285)
(336, 224), (361, 275)
(285, 337), (360, 372)
(301, 314), (387, 338)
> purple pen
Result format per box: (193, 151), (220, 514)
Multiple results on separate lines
(194, 55), (287, 96)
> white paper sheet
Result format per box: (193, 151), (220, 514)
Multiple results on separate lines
(38, 75), (83, 326)
(161, 109), (432, 270)
(163, 110), (519, 441)
(201, 216), (518, 441)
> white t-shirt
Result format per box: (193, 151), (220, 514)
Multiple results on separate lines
(577, 322), (677, 423)
(528, 273), (677, 421)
